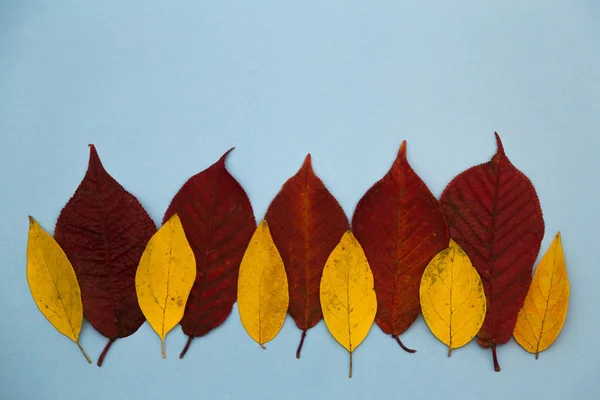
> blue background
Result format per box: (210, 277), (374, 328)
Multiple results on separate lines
(1, 1), (598, 399)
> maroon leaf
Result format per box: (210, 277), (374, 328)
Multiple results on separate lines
(439, 133), (544, 371)
(264, 155), (349, 358)
(163, 149), (256, 358)
(54, 145), (157, 366)
(352, 141), (449, 352)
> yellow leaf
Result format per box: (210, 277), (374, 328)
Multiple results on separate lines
(135, 214), (196, 358)
(26, 216), (91, 363)
(419, 239), (487, 356)
(320, 231), (377, 378)
(514, 232), (569, 358)
(238, 220), (289, 348)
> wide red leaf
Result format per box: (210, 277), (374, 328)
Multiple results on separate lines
(264, 155), (349, 358)
(163, 149), (255, 358)
(439, 133), (544, 371)
(54, 145), (157, 366)
(352, 141), (449, 352)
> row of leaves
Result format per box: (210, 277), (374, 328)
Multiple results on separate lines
(26, 134), (569, 376)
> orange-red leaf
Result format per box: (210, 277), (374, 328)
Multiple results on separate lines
(265, 154), (349, 358)
(439, 133), (544, 371)
(352, 141), (449, 351)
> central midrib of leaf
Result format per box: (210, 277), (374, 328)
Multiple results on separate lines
(345, 251), (352, 353)
(302, 173), (312, 328)
(198, 166), (223, 326)
(537, 241), (559, 353)
(392, 169), (405, 332)
(91, 169), (121, 336)
(487, 162), (503, 342)
(162, 225), (175, 340)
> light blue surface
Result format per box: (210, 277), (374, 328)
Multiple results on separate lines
(1, 1), (598, 399)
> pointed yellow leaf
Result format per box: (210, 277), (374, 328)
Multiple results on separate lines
(26, 216), (91, 363)
(419, 239), (487, 356)
(514, 232), (569, 358)
(238, 220), (289, 347)
(135, 214), (196, 358)
(320, 231), (377, 378)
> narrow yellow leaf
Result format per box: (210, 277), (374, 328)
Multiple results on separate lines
(26, 216), (91, 363)
(135, 214), (196, 358)
(514, 232), (569, 358)
(238, 220), (289, 348)
(320, 231), (377, 378)
(419, 239), (487, 356)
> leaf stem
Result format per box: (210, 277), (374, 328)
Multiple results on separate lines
(76, 341), (91, 364)
(349, 351), (353, 378)
(535, 352), (539, 360)
(296, 329), (307, 359)
(96, 338), (116, 367)
(162, 339), (166, 359)
(180, 336), (193, 359)
(392, 335), (417, 353)
(260, 343), (266, 350)
(447, 347), (452, 357)
(492, 343), (501, 372)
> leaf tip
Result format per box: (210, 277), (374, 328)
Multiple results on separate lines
(165, 212), (181, 226)
(302, 153), (313, 169)
(28, 215), (36, 226)
(494, 132), (506, 157)
(397, 141), (407, 160)
(218, 147), (235, 165)
(342, 229), (355, 242)
(87, 143), (104, 173)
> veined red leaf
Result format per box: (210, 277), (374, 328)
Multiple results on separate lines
(439, 133), (544, 371)
(264, 155), (349, 358)
(352, 141), (449, 352)
(163, 149), (256, 358)
(54, 145), (157, 366)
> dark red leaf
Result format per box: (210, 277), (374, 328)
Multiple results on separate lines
(264, 155), (349, 358)
(352, 141), (449, 351)
(54, 145), (157, 366)
(439, 133), (544, 371)
(163, 149), (255, 358)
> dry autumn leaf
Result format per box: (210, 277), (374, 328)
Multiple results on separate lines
(440, 133), (545, 371)
(320, 231), (377, 378)
(54, 144), (156, 366)
(238, 220), (289, 348)
(352, 141), (449, 352)
(135, 214), (196, 358)
(26, 216), (91, 363)
(164, 149), (256, 359)
(514, 232), (569, 359)
(264, 154), (349, 358)
(420, 240), (486, 356)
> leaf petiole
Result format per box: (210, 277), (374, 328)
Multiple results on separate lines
(76, 341), (91, 364)
(296, 329), (307, 359)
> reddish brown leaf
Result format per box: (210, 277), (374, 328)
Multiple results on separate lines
(439, 133), (544, 371)
(264, 155), (349, 358)
(163, 149), (255, 358)
(54, 145), (157, 366)
(352, 141), (449, 352)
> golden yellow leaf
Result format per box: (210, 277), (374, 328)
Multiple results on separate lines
(238, 220), (289, 348)
(419, 239), (486, 356)
(26, 216), (91, 363)
(514, 232), (569, 358)
(135, 214), (196, 358)
(320, 231), (377, 378)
